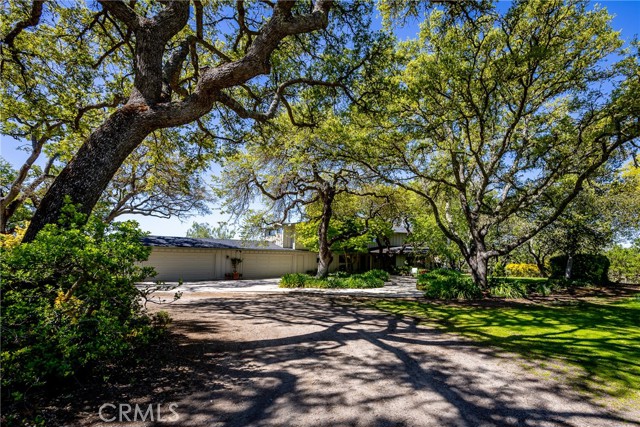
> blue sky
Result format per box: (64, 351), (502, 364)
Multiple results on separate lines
(1, 1), (639, 237)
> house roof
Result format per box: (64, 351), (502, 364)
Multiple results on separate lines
(141, 235), (296, 251)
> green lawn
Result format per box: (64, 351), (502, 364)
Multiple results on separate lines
(371, 295), (640, 404)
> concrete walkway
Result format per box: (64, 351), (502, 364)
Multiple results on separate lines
(142, 275), (424, 298)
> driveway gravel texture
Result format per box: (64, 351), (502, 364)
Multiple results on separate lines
(82, 291), (638, 427)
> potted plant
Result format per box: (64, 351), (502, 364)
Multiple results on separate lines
(230, 257), (243, 279)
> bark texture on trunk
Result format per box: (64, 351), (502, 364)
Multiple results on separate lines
(467, 250), (489, 290)
(565, 255), (574, 280)
(23, 109), (152, 241)
(316, 188), (335, 279)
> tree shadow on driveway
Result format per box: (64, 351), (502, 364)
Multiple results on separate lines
(142, 294), (639, 427)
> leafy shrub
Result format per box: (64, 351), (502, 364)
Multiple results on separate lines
(534, 281), (555, 296)
(549, 254), (610, 284)
(417, 269), (482, 300)
(304, 277), (333, 288)
(362, 269), (390, 282)
(547, 277), (592, 289)
(488, 278), (528, 298)
(0, 224), (27, 250)
(280, 273), (310, 287)
(331, 270), (351, 278)
(1, 204), (165, 396)
(338, 276), (374, 288)
(505, 263), (541, 278)
(393, 265), (411, 275)
(279, 269), (387, 289)
(488, 277), (553, 298)
(493, 262), (506, 277)
(606, 245), (640, 283)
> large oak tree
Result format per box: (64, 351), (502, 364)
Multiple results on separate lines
(349, 0), (640, 288)
(2, 0), (377, 242)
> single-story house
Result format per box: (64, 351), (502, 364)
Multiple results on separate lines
(141, 235), (317, 281)
(141, 225), (433, 281)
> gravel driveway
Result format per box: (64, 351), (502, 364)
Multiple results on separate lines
(124, 293), (637, 427)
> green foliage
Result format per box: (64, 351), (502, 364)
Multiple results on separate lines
(362, 269), (390, 282)
(505, 263), (541, 278)
(416, 269), (482, 300)
(348, 0), (639, 290)
(418, 269), (554, 300)
(402, 195), (466, 269)
(371, 296), (640, 401)
(492, 261), (506, 277)
(186, 221), (235, 239)
(339, 275), (382, 289)
(293, 191), (393, 256)
(488, 277), (550, 298)
(0, 158), (41, 232)
(393, 265), (411, 275)
(607, 243), (640, 283)
(279, 269), (389, 289)
(0, 203), (164, 395)
(489, 280), (528, 299)
(549, 254), (610, 284)
(280, 273), (311, 287)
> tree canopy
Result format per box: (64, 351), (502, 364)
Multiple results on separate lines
(186, 221), (235, 239)
(2, 0), (639, 288)
(344, 0), (640, 287)
(1, 0), (381, 241)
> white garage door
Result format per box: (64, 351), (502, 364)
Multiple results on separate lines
(145, 249), (215, 282)
(241, 252), (296, 279)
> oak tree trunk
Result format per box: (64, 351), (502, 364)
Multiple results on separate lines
(565, 255), (574, 280)
(23, 107), (153, 242)
(316, 190), (335, 279)
(467, 250), (489, 290)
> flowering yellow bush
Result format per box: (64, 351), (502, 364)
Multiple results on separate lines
(54, 290), (84, 324)
(505, 263), (541, 278)
(0, 224), (27, 250)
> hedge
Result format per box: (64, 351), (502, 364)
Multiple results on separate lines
(280, 269), (389, 289)
(549, 254), (610, 284)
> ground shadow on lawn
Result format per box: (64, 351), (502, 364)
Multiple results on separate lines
(152, 297), (628, 426)
(372, 295), (640, 401)
(115, 294), (639, 427)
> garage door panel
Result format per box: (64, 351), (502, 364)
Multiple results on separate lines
(144, 249), (318, 281)
(242, 253), (295, 279)
(145, 250), (214, 281)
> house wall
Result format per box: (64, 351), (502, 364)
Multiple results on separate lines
(142, 247), (318, 282)
(389, 233), (406, 247)
(366, 232), (406, 249)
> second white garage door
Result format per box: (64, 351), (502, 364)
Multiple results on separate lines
(241, 252), (297, 279)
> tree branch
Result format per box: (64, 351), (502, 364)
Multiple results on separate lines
(97, 0), (140, 29)
(1, 0), (45, 47)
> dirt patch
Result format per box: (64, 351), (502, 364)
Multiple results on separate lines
(15, 292), (638, 426)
